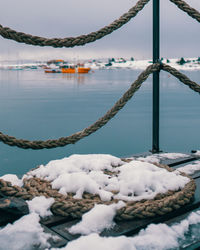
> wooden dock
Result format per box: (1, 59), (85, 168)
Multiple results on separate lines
(0, 152), (200, 249)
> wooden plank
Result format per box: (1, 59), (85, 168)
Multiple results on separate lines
(51, 219), (81, 241)
(182, 240), (200, 250)
(41, 215), (71, 228)
(162, 155), (197, 167)
(0, 197), (29, 226)
(168, 158), (200, 179)
(41, 224), (69, 248)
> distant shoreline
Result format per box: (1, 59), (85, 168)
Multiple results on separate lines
(0, 57), (199, 71)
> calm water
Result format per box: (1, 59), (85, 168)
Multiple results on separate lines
(0, 68), (199, 176)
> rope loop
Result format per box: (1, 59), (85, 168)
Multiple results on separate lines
(0, 163), (196, 220)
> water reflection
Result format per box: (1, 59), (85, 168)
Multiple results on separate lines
(61, 73), (87, 84)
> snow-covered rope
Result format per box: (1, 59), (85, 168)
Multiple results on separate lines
(0, 163), (196, 220)
(0, 0), (150, 48)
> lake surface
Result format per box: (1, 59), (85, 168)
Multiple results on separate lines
(0, 68), (199, 176)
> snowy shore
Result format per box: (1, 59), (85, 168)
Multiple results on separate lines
(85, 57), (200, 71)
(0, 57), (200, 71)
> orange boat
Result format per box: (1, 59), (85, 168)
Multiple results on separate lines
(61, 66), (76, 73)
(77, 67), (91, 73)
(45, 69), (61, 73)
(61, 65), (91, 74)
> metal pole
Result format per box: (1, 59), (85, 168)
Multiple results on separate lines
(152, 0), (160, 153)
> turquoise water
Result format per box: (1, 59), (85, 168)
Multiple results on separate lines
(0, 68), (199, 176)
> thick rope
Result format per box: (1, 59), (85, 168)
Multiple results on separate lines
(162, 63), (200, 94)
(169, 0), (200, 23)
(0, 0), (150, 48)
(0, 163), (196, 220)
(0, 63), (160, 149)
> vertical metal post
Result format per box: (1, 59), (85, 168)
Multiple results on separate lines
(152, 0), (160, 153)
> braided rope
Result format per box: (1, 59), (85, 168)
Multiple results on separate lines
(169, 0), (200, 23)
(162, 63), (200, 94)
(0, 163), (196, 220)
(0, 63), (160, 149)
(0, 0), (150, 48)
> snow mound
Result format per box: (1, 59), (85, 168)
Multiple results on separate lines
(194, 150), (200, 156)
(0, 213), (50, 250)
(27, 196), (55, 217)
(25, 154), (189, 202)
(69, 201), (125, 235)
(0, 174), (23, 187)
(57, 210), (200, 250)
(137, 152), (189, 164)
(176, 161), (200, 175)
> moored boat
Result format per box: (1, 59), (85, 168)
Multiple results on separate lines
(45, 69), (61, 73)
(61, 64), (91, 74)
(61, 66), (76, 73)
(77, 67), (91, 73)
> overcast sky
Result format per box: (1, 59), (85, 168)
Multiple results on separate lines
(0, 0), (199, 61)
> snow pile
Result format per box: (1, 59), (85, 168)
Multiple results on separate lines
(0, 195), (56, 249)
(1, 205), (200, 250)
(0, 213), (50, 250)
(0, 153), (199, 249)
(69, 201), (125, 235)
(25, 154), (124, 180)
(25, 154), (190, 203)
(57, 209), (200, 250)
(194, 150), (200, 156)
(137, 152), (189, 164)
(177, 161), (200, 175)
(27, 196), (55, 217)
(113, 161), (189, 202)
(0, 174), (23, 187)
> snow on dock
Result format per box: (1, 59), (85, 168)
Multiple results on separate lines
(0, 151), (200, 249)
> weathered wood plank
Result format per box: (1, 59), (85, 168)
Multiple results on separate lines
(0, 197), (29, 226)
(41, 215), (71, 228)
(51, 219), (81, 241)
(182, 240), (200, 250)
(161, 155), (198, 167)
(41, 224), (69, 248)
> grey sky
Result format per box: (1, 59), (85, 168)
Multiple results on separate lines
(0, 0), (199, 61)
